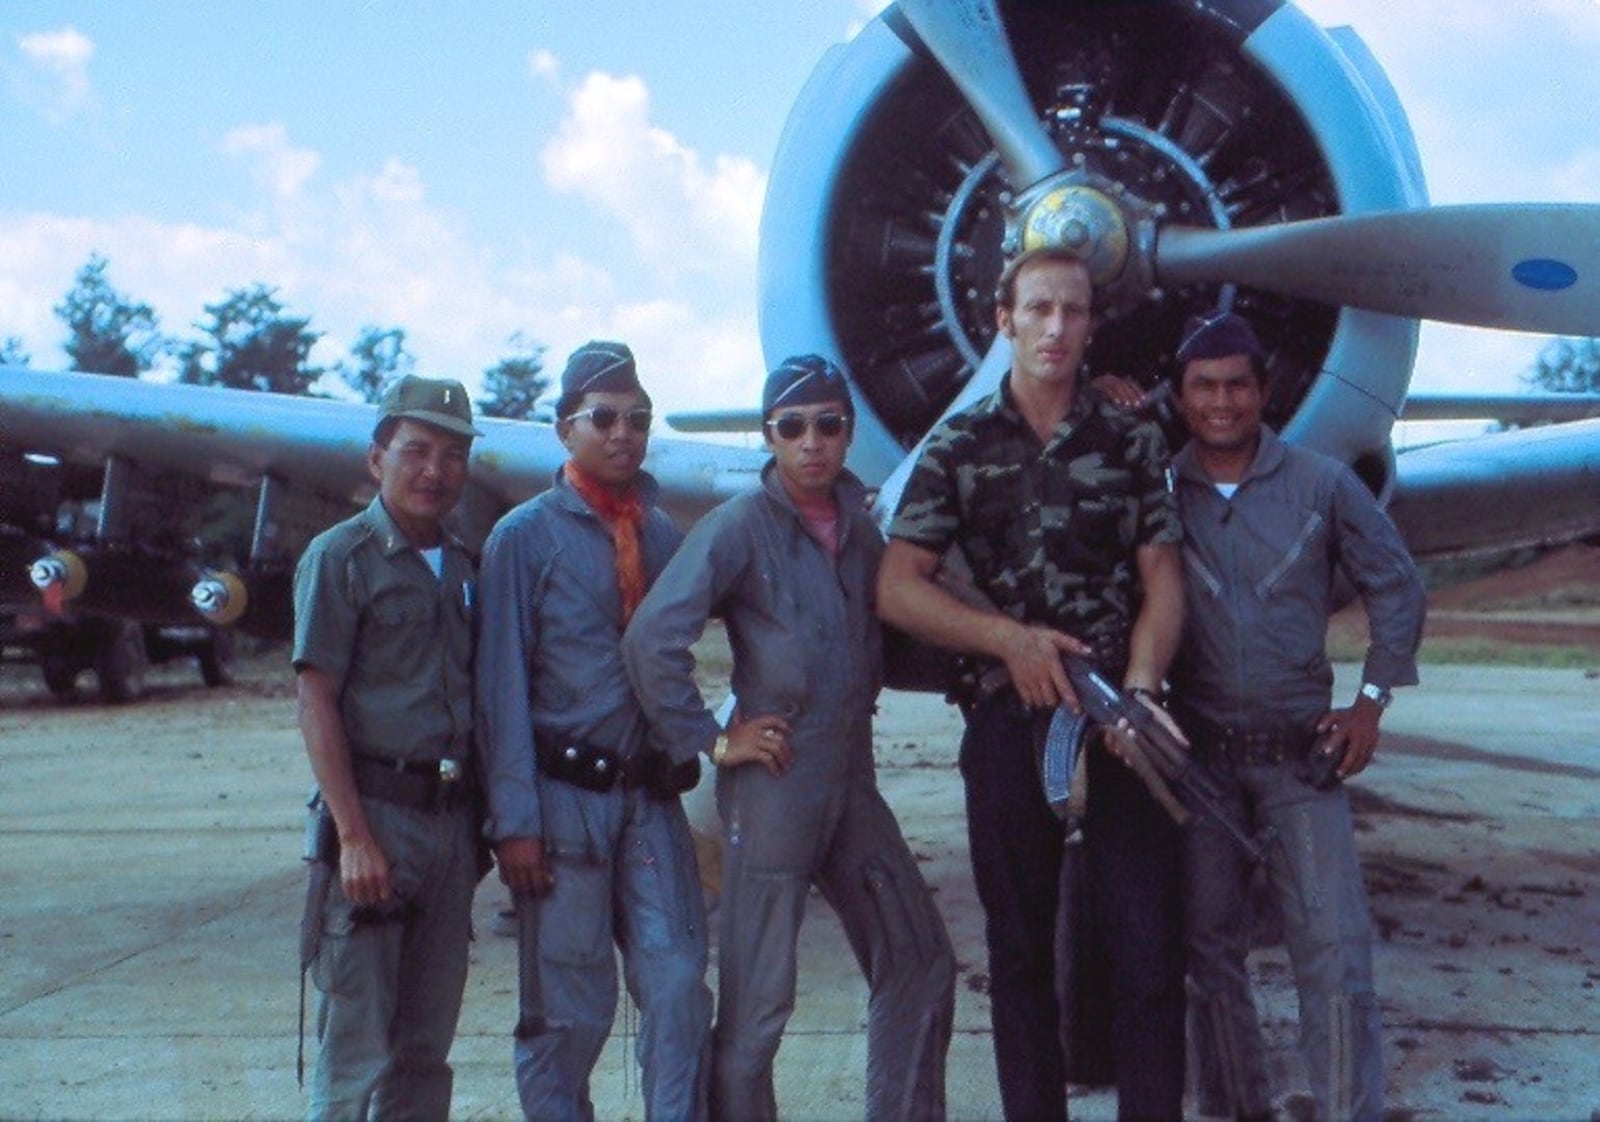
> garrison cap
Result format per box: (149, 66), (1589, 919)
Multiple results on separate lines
(561, 341), (641, 399)
(376, 375), (481, 439)
(1175, 309), (1265, 365)
(762, 354), (851, 417)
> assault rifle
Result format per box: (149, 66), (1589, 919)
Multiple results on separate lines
(1060, 657), (1267, 863)
(927, 550), (1267, 864)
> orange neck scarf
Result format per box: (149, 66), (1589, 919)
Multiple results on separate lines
(563, 461), (646, 624)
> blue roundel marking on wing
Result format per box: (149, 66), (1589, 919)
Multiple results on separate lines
(1511, 259), (1578, 291)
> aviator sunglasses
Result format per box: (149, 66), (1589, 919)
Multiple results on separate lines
(569, 405), (653, 433)
(765, 411), (849, 441)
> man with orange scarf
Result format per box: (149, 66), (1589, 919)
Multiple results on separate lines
(477, 341), (712, 1121)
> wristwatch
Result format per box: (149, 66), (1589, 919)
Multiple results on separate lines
(1358, 682), (1392, 710)
(711, 734), (730, 766)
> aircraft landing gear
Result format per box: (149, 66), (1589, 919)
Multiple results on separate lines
(39, 652), (80, 701)
(93, 618), (148, 704)
(197, 628), (235, 688)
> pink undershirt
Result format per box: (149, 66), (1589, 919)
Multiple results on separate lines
(789, 489), (840, 559)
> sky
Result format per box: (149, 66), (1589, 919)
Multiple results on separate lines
(2, 1), (1598, 425)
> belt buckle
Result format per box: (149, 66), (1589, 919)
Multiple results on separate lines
(438, 759), (463, 784)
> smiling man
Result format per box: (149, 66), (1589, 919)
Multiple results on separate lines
(292, 375), (484, 1120)
(475, 341), (711, 1121)
(624, 354), (955, 1121)
(1168, 310), (1425, 1122)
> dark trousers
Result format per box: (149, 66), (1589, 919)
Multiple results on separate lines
(960, 694), (1186, 1121)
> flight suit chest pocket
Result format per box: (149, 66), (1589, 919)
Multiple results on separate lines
(1255, 510), (1325, 598)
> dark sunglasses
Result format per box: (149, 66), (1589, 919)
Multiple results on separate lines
(765, 411), (849, 441)
(569, 405), (652, 433)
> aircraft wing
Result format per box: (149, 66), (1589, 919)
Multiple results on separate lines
(1401, 394), (1600, 425)
(0, 365), (767, 642)
(664, 408), (764, 434)
(1390, 418), (1600, 558)
(1, 364), (764, 521)
(3, 364), (408, 501)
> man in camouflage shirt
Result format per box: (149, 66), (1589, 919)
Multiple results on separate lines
(878, 247), (1187, 1121)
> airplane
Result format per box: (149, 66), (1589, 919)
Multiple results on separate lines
(2, 0), (1599, 704)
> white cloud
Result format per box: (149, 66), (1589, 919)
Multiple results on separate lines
(540, 70), (767, 273)
(221, 123), (322, 202)
(528, 48), (560, 85)
(13, 25), (95, 122)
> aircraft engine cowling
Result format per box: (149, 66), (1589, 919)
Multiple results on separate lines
(759, 0), (1426, 499)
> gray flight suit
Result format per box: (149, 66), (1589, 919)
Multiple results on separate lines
(623, 464), (956, 1122)
(1172, 427), (1425, 1122)
(293, 497), (482, 1122)
(476, 469), (712, 1122)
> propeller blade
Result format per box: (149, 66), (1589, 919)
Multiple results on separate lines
(894, 0), (1066, 191)
(1158, 205), (1600, 336)
(872, 336), (1013, 527)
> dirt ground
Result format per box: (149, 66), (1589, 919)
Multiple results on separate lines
(1, 552), (1598, 1120)
(1331, 544), (1600, 663)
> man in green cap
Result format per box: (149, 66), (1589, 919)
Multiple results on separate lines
(294, 374), (485, 1120)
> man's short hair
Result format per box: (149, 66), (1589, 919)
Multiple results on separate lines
(994, 247), (1094, 311)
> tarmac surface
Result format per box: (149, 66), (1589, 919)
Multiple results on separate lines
(1, 656), (1598, 1120)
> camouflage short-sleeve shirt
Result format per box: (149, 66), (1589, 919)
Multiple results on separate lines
(888, 378), (1181, 664)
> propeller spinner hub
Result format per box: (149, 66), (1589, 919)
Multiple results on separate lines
(1013, 182), (1130, 289)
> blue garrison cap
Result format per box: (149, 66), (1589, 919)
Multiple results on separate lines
(561, 341), (641, 399)
(762, 354), (850, 417)
(1175, 309), (1265, 365)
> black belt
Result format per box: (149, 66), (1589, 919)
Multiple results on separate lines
(536, 741), (699, 797)
(351, 753), (474, 813)
(1176, 709), (1317, 768)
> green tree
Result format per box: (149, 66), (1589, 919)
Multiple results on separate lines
(479, 333), (549, 420)
(181, 285), (322, 395)
(53, 253), (164, 377)
(0, 336), (29, 366)
(1525, 337), (1600, 393)
(339, 325), (415, 403)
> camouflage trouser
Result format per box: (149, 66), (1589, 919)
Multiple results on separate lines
(712, 766), (955, 1122)
(513, 784), (712, 1122)
(307, 797), (479, 1122)
(1185, 761), (1383, 1122)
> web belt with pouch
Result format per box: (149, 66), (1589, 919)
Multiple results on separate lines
(537, 740), (700, 798)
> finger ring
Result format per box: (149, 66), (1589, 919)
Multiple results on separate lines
(764, 729), (775, 739)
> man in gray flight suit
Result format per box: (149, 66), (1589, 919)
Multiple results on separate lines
(1167, 311), (1425, 1122)
(294, 375), (484, 1120)
(623, 355), (956, 1121)
(477, 341), (712, 1121)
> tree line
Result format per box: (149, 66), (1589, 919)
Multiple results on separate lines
(1, 253), (549, 419)
(6, 253), (1599, 402)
